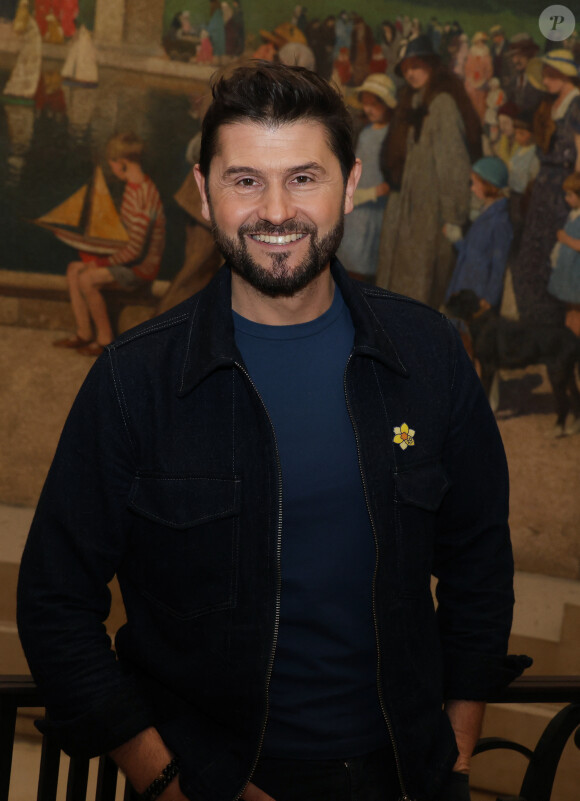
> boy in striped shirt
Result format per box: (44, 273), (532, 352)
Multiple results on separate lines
(54, 132), (166, 356)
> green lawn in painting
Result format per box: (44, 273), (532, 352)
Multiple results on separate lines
(162, 0), (554, 46)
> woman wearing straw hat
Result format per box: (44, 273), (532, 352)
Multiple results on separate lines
(511, 49), (580, 325)
(375, 34), (481, 309)
(336, 74), (397, 281)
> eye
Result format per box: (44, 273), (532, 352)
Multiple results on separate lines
(292, 174), (313, 185)
(237, 177), (258, 187)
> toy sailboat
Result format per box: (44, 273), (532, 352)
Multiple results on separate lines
(34, 166), (129, 254)
(61, 25), (99, 87)
(2, 3), (42, 105)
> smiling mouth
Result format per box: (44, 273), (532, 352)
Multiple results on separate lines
(249, 233), (307, 245)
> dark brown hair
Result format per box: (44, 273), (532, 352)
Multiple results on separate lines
(198, 61), (356, 181)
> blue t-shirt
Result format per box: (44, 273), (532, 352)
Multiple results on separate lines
(233, 287), (388, 758)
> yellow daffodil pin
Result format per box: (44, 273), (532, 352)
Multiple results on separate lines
(393, 423), (415, 450)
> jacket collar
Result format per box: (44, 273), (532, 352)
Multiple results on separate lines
(177, 259), (407, 397)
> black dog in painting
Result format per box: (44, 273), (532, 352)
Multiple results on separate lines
(446, 290), (580, 435)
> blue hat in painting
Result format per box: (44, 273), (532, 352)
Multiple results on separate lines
(472, 157), (508, 189)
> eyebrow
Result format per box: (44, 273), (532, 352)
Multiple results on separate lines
(222, 162), (326, 179)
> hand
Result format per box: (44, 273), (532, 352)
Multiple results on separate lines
(376, 181), (390, 197)
(433, 771), (471, 801)
(241, 782), (276, 801)
(443, 223), (463, 243)
(556, 229), (568, 244)
(478, 298), (491, 312)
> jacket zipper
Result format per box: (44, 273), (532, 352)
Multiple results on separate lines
(233, 362), (283, 801)
(343, 354), (414, 801)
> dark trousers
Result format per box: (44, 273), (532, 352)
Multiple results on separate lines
(251, 746), (401, 801)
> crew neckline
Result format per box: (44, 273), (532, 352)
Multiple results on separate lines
(233, 286), (344, 341)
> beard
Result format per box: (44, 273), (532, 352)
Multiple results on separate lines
(209, 209), (344, 298)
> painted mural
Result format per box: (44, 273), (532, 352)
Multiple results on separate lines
(0, 0), (580, 608)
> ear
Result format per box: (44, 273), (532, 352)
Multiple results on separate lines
(343, 158), (362, 215)
(193, 164), (212, 222)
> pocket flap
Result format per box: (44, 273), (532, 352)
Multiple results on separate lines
(128, 474), (241, 529)
(394, 462), (450, 512)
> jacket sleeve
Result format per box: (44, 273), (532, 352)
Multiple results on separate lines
(17, 352), (155, 757)
(433, 322), (531, 699)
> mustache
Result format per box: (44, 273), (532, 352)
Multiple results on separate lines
(237, 220), (317, 237)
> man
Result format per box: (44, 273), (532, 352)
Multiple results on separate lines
(488, 24), (513, 88)
(18, 63), (529, 801)
(504, 33), (544, 115)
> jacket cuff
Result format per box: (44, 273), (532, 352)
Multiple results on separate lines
(35, 679), (155, 758)
(443, 651), (533, 700)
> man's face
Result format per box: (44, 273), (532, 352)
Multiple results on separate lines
(194, 120), (360, 298)
(510, 51), (528, 73)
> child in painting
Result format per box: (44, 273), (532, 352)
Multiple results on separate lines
(336, 74), (396, 280)
(507, 112), (540, 244)
(509, 113), (540, 197)
(196, 29), (214, 63)
(482, 76), (505, 154)
(54, 132), (165, 356)
(445, 157), (513, 311)
(332, 46), (352, 86)
(548, 172), (580, 336)
(493, 101), (518, 166)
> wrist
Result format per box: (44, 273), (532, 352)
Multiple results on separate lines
(137, 757), (180, 801)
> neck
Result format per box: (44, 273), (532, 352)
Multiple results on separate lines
(231, 266), (335, 325)
(125, 163), (145, 184)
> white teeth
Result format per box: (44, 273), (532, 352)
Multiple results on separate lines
(251, 233), (305, 244)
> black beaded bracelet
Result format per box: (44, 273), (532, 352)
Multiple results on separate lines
(138, 757), (180, 801)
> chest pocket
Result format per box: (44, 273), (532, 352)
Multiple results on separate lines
(392, 460), (451, 595)
(128, 474), (241, 619)
(394, 460), (450, 511)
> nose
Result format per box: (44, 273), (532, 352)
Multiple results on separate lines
(257, 183), (296, 226)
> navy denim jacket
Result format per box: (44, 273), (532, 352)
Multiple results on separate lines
(17, 261), (529, 801)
